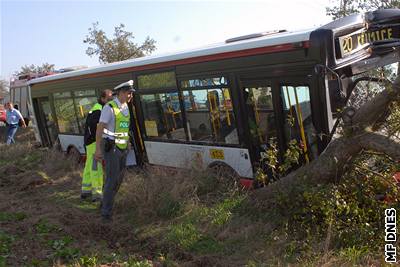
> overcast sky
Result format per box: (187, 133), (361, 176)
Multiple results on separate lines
(0, 0), (333, 80)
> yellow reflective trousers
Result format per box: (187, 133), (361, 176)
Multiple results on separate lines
(81, 142), (103, 197)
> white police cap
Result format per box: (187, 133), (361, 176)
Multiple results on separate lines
(114, 80), (135, 92)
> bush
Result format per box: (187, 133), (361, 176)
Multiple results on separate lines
(260, 151), (400, 261)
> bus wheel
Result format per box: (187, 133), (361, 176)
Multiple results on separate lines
(67, 146), (81, 164)
(207, 162), (240, 189)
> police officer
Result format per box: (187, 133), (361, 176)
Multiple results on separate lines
(94, 80), (134, 222)
(81, 89), (113, 201)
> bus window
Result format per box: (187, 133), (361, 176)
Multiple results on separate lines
(140, 92), (185, 140)
(243, 86), (277, 151)
(182, 87), (238, 144)
(73, 89), (97, 133)
(53, 92), (80, 134)
(75, 96), (97, 133)
(281, 85), (318, 160)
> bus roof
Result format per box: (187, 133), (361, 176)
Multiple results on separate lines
(29, 28), (314, 85)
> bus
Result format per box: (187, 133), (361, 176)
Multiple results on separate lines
(28, 9), (400, 183)
(9, 72), (55, 126)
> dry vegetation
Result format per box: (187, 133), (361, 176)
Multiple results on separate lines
(0, 127), (399, 267)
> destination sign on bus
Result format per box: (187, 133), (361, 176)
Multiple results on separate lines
(338, 26), (399, 58)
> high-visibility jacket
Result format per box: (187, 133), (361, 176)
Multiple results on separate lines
(104, 100), (130, 150)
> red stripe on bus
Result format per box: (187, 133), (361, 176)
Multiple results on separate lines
(34, 41), (310, 85)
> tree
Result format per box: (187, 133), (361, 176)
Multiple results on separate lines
(0, 79), (9, 97)
(83, 22), (156, 64)
(16, 63), (55, 76)
(327, 0), (400, 19)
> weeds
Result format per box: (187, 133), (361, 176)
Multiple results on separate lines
(167, 222), (222, 254)
(77, 255), (98, 267)
(0, 128), (397, 266)
(49, 236), (80, 261)
(35, 218), (62, 235)
(0, 211), (27, 222)
(0, 231), (15, 266)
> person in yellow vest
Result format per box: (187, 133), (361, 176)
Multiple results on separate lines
(81, 89), (113, 201)
(94, 80), (134, 222)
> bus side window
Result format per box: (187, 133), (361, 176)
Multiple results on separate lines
(53, 97), (80, 134)
(182, 88), (238, 144)
(140, 92), (185, 140)
(281, 85), (318, 161)
(74, 96), (97, 133)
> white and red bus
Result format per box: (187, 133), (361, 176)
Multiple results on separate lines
(27, 9), (400, 183)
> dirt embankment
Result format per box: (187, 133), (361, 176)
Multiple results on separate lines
(0, 129), (147, 266)
(0, 128), (233, 266)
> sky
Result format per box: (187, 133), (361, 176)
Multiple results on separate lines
(0, 0), (333, 81)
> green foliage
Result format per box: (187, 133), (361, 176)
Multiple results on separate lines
(279, 139), (301, 174)
(30, 258), (50, 267)
(256, 138), (302, 185)
(167, 222), (222, 253)
(385, 101), (400, 137)
(125, 257), (153, 267)
(167, 222), (202, 250)
(209, 195), (245, 226)
(84, 22), (156, 63)
(326, 0), (400, 19)
(49, 236), (80, 261)
(35, 219), (62, 235)
(156, 192), (182, 219)
(15, 151), (42, 169)
(78, 255), (98, 267)
(0, 211), (27, 222)
(337, 246), (370, 264)
(262, 152), (400, 262)
(166, 193), (244, 254)
(16, 63), (55, 75)
(0, 231), (15, 266)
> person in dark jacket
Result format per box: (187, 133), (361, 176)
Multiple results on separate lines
(81, 89), (113, 201)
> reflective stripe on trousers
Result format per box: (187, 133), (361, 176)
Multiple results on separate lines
(81, 142), (104, 196)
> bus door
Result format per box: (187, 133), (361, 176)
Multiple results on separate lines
(33, 97), (58, 146)
(278, 82), (318, 163)
(128, 98), (145, 166)
(240, 77), (318, 177)
(239, 79), (281, 176)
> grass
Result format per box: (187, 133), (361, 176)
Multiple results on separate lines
(35, 218), (63, 235)
(0, 231), (15, 267)
(0, 211), (27, 222)
(0, 128), (398, 266)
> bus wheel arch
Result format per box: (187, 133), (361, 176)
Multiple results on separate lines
(207, 161), (240, 187)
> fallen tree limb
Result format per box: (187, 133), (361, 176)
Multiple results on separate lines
(358, 132), (400, 160)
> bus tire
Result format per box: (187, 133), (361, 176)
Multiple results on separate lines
(207, 162), (240, 188)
